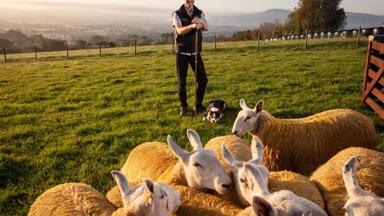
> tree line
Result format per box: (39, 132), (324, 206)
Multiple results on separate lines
(0, 30), (175, 53)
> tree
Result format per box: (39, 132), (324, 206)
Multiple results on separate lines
(89, 35), (105, 46)
(0, 38), (15, 49)
(74, 39), (88, 49)
(286, 0), (346, 33)
(0, 30), (28, 44)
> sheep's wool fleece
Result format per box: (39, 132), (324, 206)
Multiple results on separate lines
(29, 183), (116, 216)
(121, 142), (181, 184)
(205, 135), (252, 172)
(310, 147), (384, 216)
(254, 109), (377, 175)
(268, 171), (325, 210)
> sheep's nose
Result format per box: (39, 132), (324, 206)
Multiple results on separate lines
(233, 131), (238, 136)
(221, 184), (231, 189)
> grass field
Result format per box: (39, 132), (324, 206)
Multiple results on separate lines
(1, 38), (383, 215)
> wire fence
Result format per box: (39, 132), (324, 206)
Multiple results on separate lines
(1, 26), (382, 63)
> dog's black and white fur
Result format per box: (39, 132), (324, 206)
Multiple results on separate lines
(203, 99), (227, 123)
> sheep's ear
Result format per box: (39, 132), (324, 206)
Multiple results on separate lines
(111, 170), (131, 207)
(343, 156), (357, 173)
(221, 143), (236, 168)
(251, 196), (274, 216)
(143, 179), (155, 194)
(167, 135), (189, 162)
(254, 100), (264, 113)
(251, 137), (263, 164)
(187, 129), (203, 150)
(239, 98), (249, 110)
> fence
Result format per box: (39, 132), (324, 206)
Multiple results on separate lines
(1, 27), (382, 63)
(362, 35), (384, 119)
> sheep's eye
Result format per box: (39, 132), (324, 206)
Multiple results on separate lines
(244, 116), (251, 122)
(193, 162), (202, 168)
(240, 178), (246, 183)
(159, 190), (167, 199)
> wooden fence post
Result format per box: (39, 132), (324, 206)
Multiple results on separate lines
(99, 42), (102, 57)
(305, 30), (308, 48)
(134, 40), (137, 56)
(357, 26), (362, 47)
(34, 46), (38, 60)
(257, 33), (260, 51)
(66, 42), (69, 59)
(3, 47), (6, 62)
(214, 34), (217, 53)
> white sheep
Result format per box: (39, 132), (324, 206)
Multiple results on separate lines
(107, 129), (232, 208)
(123, 129), (231, 193)
(222, 137), (325, 210)
(237, 163), (327, 216)
(342, 156), (384, 216)
(232, 99), (377, 175)
(29, 170), (180, 216)
(222, 137), (270, 206)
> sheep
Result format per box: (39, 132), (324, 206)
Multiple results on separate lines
(342, 156), (384, 216)
(29, 170), (180, 216)
(107, 129), (232, 207)
(310, 147), (384, 216)
(232, 98), (377, 175)
(222, 137), (325, 209)
(237, 163), (327, 215)
(124, 129), (231, 193)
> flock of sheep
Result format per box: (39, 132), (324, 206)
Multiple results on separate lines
(29, 99), (384, 216)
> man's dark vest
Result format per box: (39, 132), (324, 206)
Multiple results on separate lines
(174, 5), (203, 54)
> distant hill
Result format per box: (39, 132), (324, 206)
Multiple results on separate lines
(209, 9), (384, 30)
(0, 8), (383, 39)
(345, 12), (384, 28)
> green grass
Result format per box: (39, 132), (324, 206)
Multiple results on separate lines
(1, 38), (383, 215)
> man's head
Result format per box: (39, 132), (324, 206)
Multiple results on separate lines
(184, 0), (195, 9)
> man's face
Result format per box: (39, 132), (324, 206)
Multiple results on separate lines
(184, 0), (195, 8)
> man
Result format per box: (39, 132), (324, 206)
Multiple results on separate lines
(173, 0), (208, 116)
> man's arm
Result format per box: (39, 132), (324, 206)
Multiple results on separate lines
(192, 12), (208, 31)
(173, 13), (202, 35)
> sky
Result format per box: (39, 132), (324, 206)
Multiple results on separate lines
(0, 0), (383, 16)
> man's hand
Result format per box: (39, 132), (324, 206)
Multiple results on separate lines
(192, 17), (208, 31)
(192, 23), (203, 30)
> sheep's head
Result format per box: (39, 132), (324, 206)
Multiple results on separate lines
(167, 129), (232, 194)
(222, 137), (269, 206)
(237, 163), (270, 205)
(232, 99), (264, 137)
(111, 170), (180, 216)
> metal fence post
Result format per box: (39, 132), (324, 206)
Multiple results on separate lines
(257, 33), (261, 51)
(305, 30), (308, 48)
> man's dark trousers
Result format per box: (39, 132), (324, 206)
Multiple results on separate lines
(176, 53), (208, 108)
